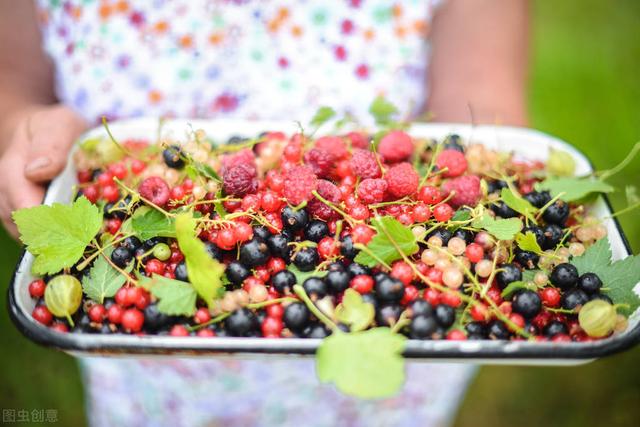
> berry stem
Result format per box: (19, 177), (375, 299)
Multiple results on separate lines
(76, 233), (134, 271)
(293, 284), (338, 331)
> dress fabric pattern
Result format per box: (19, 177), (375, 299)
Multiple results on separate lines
(36, 1), (476, 426)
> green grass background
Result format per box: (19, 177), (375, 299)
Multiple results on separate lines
(1, 1), (639, 426)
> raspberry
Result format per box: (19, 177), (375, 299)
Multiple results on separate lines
(138, 176), (170, 206)
(384, 162), (419, 199)
(350, 149), (381, 179)
(436, 149), (467, 177)
(283, 165), (318, 205)
(223, 163), (258, 197)
(378, 130), (414, 163)
(345, 131), (369, 149)
(441, 175), (481, 207)
(308, 179), (341, 220)
(303, 148), (334, 178)
(357, 178), (387, 204)
(221, 148), (256, 174)
(315, 136), (348, 160)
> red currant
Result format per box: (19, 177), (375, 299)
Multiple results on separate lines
(267, 257), (286, 274)
(169, 325), (190, 336)
(391, 261), (414, 285)
(261, 316), (283, 336)
(121, 308), (144, 333)
(50, 322), (69, 333)
(465, 243), (484, 263)
(196, 328), (216, 337)
(194, 307), (211, 324)
(266, 303), (284, 319)
(446, 330), (467, 340)
(318, 237), (339, 259)
(101, 184), (120, 203)
(32, 305), (53, 325)
(233, 222), (254, 243)
(88, 304), (107, 323)
(418, 185), (442, 204)
(28, 279), (46, 298)
(540, 287), (561, 307)
(350, 275), (374, 294)
(216, 228), (237, 250)
(412, 203), (431, 222)
(107, 304), (124, 324)
(433, 203), (454, 222)
(145, 259), (166, 276)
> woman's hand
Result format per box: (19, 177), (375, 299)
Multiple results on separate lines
(0, 105), (87, 238)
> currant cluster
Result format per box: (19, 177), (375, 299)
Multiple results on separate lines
(27, 125), (624, 343)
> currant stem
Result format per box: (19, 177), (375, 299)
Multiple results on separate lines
(293, 284), (338, 331)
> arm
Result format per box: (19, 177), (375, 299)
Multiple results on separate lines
(0, 0), (86, 237)
(426, 0), (529, 126)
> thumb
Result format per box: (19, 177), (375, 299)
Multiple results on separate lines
(24, 107), (87, 183)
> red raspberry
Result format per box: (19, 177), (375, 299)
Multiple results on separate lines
(315, 136), (348, 160)
(223, 163), (258, 197)
(221, 148), (256, 174)
(357, 178), (387, 204)
(345, 131), (369, 149)
(303, 148), (334, 178)
(350, 149), (381, 179)
(384, 162), (419, 199)
(138, 176), (170, 206)
(378, 130), (414, 163)
(436, 149), (467, 177)
(441, 175), (481, 207)
(283, 165), (318, 205)
(307, 179), (341, 220)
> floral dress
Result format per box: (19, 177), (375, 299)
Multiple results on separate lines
(35, 1), (476, 426)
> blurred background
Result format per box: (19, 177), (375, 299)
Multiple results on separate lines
(1, 1), (639, 426)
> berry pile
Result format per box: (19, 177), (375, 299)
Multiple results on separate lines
(19, 120), (635, 345)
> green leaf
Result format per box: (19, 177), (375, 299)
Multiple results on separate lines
(368, 96), (398, 126)
(471, 214), (522, 241)
(13, 197), (103, 275)
(516, 232), (543, 254)
(175, 213), (224, 309)
(139, 274), (197, 316)
(354, 216), (418, 268)
(316, 328), (406, 399)
(335, 289), (375, 332)
(310, 106), (336, 127)
(213, 188), (228, 219)
(451, 209), (472, 222)
(132, 208), (176, 240)
(547, 148), (576, 177)
(82, 247), (133, 303)
(500, 281), (538, 299)
(570, 237), (640, 316)
(535, 177), (614, 202)
(501, 188), (536, 221)
(287, 264), (328, 284)
(522, 269), (544, 282)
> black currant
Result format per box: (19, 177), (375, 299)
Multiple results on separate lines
(304, 220), (329, 242)
(253, 225), (272, 241)
(427, 228), (452, 245)
(408, 299), (433, 318)
(162, 145), (185, 169)
(239, 238), (270, 268)
(270, 270), (297, 294)
(561, 288), (589, 310)
(443, 134), (464, 152)
(487, 180), (508, 194)
(543, 320), (568, 337)
(465, 321), (486, 337)
(283, 302), (310, 332)
(347, 262), (370, 277)
(512, 290), (542, 319)
(267, 234), (291, 261)
(410, 315), (438, 339)
(304, 323), (330, 339)
(120, 236), (142, 252)
(542, 224), (564, 250)
(340, 235), (358, 259)
(302, 277), (328, 299)
(375, 304), (402, 327)
(204, 241), (223, 261)
(174, 261), (188, 282)
(225, 308), (258, 337)
(491, 201), (518, 219)
(577, 273), (602, 294)
(103, 202), (126, 220)
(144, 303), (171, 332)
(496, 263), (522, 289)
(550, 263), (579, 289)
(111, 246), (133, 268)
(590, 293), (613, 304)
(523, 190), (551, 209)
(226, 261), (250, 285)
(542, 200), (570, 225)
(514, 249), (539, 270)
(487, 320), (511, 340)
(325, 270), (350, 293)
(281, 206), (309, 232)
(434, 304), (456, 328)
(453, 228), (475, 244)
(293, 247), (319, 272)
(375, 275), (405, 303)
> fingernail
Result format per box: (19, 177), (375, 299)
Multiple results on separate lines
(25, 157), (51, 174)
